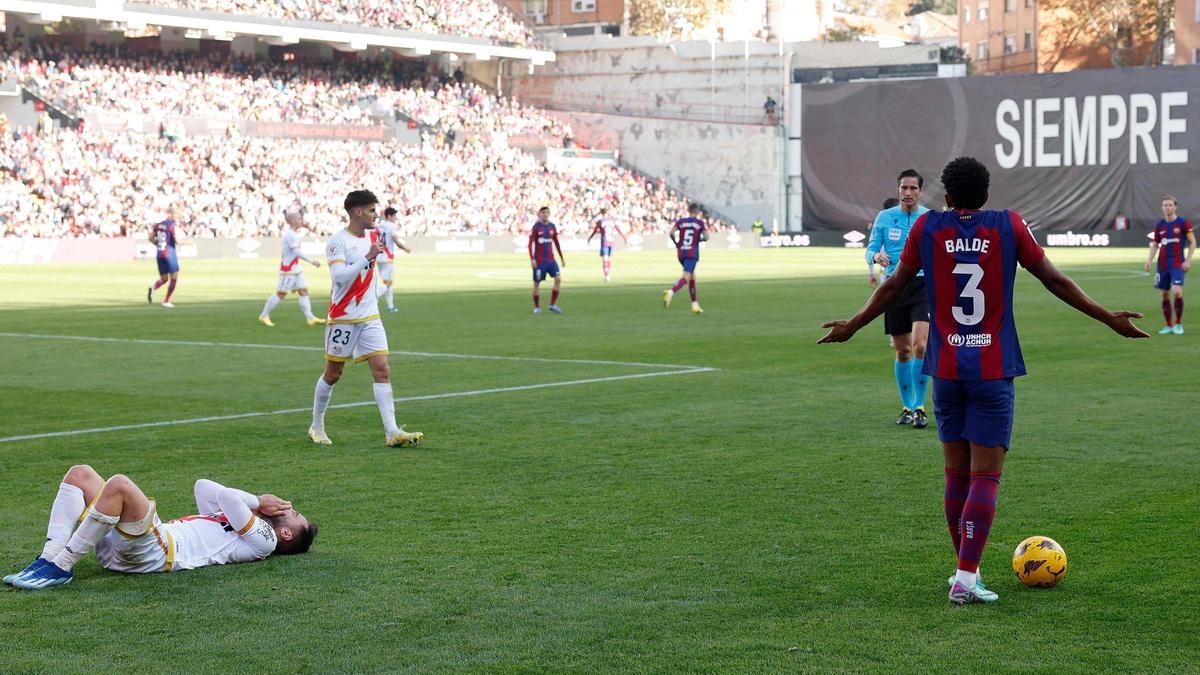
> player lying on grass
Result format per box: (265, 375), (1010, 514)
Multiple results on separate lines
(5, 464), (316, 590)
(819, 156), (1147, 606)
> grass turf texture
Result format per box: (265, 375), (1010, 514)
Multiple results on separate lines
(0, 248), (1196, 672)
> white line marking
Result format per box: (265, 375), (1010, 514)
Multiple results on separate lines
(0, 332), (706, 370)
(0, 368), (716, 444)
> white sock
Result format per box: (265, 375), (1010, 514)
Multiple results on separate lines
(954, 569), (977, 589)
(373, 382), (401, 436)
(40, 482), (86, 560)
(51, 509), (118, 571)
(298, 295), (315, 321)
(386, 286), (394, 310)
(260, 294), (281, 318)
(312, 376), (334, 430)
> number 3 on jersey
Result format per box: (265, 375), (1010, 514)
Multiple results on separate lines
(952, 263), (984, 326)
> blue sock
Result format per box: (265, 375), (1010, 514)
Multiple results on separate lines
(894, 360), (913, 410)
(911, 358), (928, 410)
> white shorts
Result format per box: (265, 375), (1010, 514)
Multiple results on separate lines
(277, 271), (308, 294)
(95, 501), (175, 574)
(377, 261), (394, 282)
(325, 318), (389, 363)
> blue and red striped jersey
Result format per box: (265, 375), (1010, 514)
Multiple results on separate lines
(900, 209), (1046, 380)
(1154, 218), (1193, 271)
(530, 222), (558, 264)
(674, 217), (705, 259)
(154, 219), (177, 258)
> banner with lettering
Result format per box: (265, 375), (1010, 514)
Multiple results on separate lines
(800, 68), (1199, 230)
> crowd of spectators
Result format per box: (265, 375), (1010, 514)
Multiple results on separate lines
(4, 44), (567, 143)
(135, 0), (537, 46)
(1, 127), (727, 240)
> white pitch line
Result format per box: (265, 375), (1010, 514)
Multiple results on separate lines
(0, 368), (716, 444)
(0, 332), (706, 371)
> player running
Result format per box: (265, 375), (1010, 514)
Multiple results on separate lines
(259, 207), (326, 327)
(587, 207), (628, 283)
(529, 206), (566, 315)
(308, 190), (423, 448)
(5, 464), (315, 589)
(1144, 196), (1194, 335)
(819, 157), (1147, 606)
(146, 208), (187, 308)
(376, 207), (414, 313)
(663, 203), (708, 314)
(865, 171), (932, 428)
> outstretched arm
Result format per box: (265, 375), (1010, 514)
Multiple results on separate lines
(587, 224), (599, 243)
(819, 261), (917, 343)
(1025, 257), (1148, 338)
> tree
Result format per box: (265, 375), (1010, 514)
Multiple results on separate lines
(823, 24), (867, 41)
(628, 0), (733, 40)
(1040, 0), (1175, 69)
(906, 0), (958, 15)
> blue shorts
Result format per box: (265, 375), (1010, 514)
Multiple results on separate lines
(156, 254), (179, 275)
(933, 377), (1015, 450)
(1154, 267), (1185, 290)
(533, 261), (560, 282)
(680, 257), (698, 273)
(600, 246), (613, 257)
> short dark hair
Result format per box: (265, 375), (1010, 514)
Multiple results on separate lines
(344, 190), (379, 213)
(538, 206), (550, 213)
(383, 207), (398, 218)
(897, 169), (924, 189)
(278, 521), (318, 555)
(940, 157), (990, 210)
(688, 203), (701, 213)
(882, 197), (900, 210)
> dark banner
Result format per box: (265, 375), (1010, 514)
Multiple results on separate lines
(801, 67), (1200, 230)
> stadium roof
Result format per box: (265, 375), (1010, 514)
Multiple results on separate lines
(0, 0), (555, 63)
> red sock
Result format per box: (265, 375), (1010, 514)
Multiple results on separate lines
(551, 289), (559, 305)
(944, 468), (971, 555)
(1175, 297), (1184, 323)
(533, 293), (540, 308)
(153, 278), (167, 290)
(688, 279), (697, 302)
(671, 277), (687, 293)
(956, 472), (1001, 573)
(1163, 299), (1173, 326)
(165, 278), (177, 302)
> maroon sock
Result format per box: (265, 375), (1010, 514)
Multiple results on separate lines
(533, 293), (540, 308)
(944, 468), (971, 555)
(551, 289), (559, 305)
(1163, 299), (1173, 326)
(165, 278), (177, 302)
(688, 279), (697, 302)
(153, 278), (167, 290)
(671, 277), (687, 293)
(956, 472), (1001, 573)
(1175, 297), (1184, 323)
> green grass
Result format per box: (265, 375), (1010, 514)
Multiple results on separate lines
(0, 248), (1196, 673)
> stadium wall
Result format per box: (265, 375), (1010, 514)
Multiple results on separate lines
(546, 110), (782, 230)
(0, 230), (1157, 265)
(801, 67), (1200, 231)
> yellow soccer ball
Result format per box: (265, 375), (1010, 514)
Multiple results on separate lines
(1012, 536), (1068, 587)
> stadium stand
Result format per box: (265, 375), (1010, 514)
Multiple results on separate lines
(133, 0), (537, 46)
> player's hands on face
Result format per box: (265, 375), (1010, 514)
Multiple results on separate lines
(366, 243), (380, 261)
(1105, 310), (1150, 338)
(818, 320), (857, 344)
(257, 494), (293, 517)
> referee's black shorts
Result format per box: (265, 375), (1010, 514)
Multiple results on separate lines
(883, 276), (930, 336)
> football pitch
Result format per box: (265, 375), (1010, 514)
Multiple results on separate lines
(1, 247), (1196, 672)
